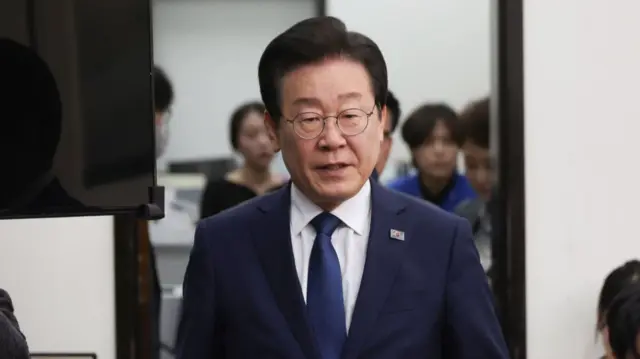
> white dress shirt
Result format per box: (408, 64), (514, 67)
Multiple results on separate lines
(290, 180), (372, 332)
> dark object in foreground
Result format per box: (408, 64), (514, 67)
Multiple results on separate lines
(0, 289), (29, 359)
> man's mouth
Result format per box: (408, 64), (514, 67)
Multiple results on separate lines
(316, 163), (349, 171)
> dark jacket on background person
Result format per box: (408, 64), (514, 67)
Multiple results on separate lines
(455, 198), (493, 277)
(0, 289), (29, 359)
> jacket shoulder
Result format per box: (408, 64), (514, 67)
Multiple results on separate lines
(383, 185), (464, 228)
(387, 174), (418, 190)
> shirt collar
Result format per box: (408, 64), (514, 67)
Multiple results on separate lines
(290, 180), (371, 236)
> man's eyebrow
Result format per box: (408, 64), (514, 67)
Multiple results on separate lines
(292, 97), (322, 107)
(292, 92), (363, 107)
(337, 92), (362, 101)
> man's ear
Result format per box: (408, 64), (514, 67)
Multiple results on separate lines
(264, 111), (281, 153)
(379, 105), (388, 142)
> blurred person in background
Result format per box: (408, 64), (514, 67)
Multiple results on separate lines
(150, 66), (195, 232)
(372, 90), (401, 181)
(458, 97), (492, 201)
(598, 260), (640, 359)
(605, 282), (640, 359)
(199, 101), (285, 218)
(153, 66), (174, 159)
(148, 65), (194, 359)
(388, 103), (475, 212)
(0, 289), (28, 359)
(455, 97), (493, 275)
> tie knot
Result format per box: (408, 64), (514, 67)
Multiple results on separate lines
(310, 212), (341, 237)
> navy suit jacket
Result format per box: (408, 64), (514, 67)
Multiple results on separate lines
(176, 180), (508, 359)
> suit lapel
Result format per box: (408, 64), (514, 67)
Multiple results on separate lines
(342, 182), (408, 359)
(250, 184), (319, 359)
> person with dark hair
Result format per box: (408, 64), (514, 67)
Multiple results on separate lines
(0, 38), (83, 215)
(153, 66), (175, 157)
(148, 66), (195, 359)
(597, 260), (640, 358)
(388, 103), (476, 212)
(199, 101), (285, 219)
(459, 97), (491, 200)
(177, 16), (507, 359)
(0, 289), (29, 359)
(605, 282), (640, 359)
(372, 90), (401, 180)
(454, 97), (494, 275)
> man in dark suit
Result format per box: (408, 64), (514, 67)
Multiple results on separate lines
(0, 289), (28, 359)
(176, 16), (508, 359)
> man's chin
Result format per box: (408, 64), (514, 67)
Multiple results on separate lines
(311, 179), (363, 202)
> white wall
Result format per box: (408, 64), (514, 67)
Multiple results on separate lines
(327, 0), (491, 179)
(525, 2), (640, 359)
(153, 0), (315, 173)
(0, 217), (116, 358)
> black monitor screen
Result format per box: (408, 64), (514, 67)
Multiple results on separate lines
(0, 0), (156, 219)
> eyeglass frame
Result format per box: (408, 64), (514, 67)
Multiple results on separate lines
(282, 104), (378, 140)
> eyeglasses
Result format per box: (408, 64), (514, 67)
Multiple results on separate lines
(284, 105), (376, 140)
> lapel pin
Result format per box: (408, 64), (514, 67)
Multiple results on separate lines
(389, 229), (405, 241)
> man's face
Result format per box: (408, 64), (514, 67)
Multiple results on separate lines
(266, 58), (385, 209)
(462, 140), (493, 200)
(375, 110), (394, 174)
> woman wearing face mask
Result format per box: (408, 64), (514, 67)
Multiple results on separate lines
(154, 66), (173, 158)
(388, 103), (476, 212)
(199, 101), (285, 219)
(597, 260), (640, 358)
(149, 65), (182, 359)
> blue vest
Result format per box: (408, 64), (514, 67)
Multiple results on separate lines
(387, 173), (477, 213)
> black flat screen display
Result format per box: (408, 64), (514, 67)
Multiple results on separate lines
(0, 0), (156, 219)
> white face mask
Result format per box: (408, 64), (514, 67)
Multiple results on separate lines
(155, 123), (170, 159)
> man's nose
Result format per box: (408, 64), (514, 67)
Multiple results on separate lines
(318, 119), (346, 149)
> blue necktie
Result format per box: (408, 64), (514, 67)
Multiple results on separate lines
(307, 212), (346, 359)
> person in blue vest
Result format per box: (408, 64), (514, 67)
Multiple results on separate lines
(388, 103), (476, 212)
